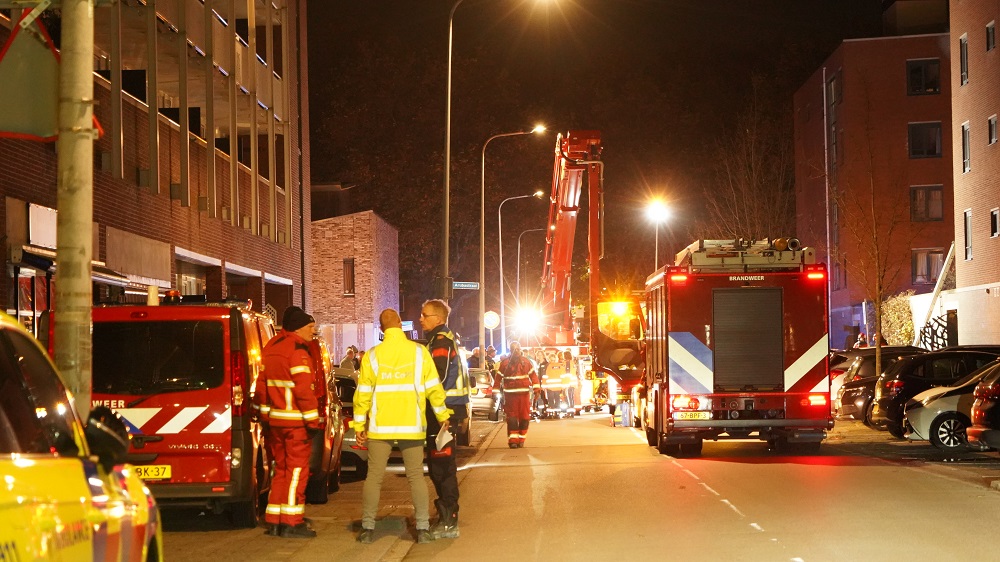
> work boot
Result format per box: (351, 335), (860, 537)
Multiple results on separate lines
(431, 501), (460, 540)
(416, 529), (434, 544)
(263, 523), (285, 537)
(280, 522), (317, 539)
(356, 528), (375, 544)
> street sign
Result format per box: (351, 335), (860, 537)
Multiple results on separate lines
(484, 311), (500, 330)
(452, 281), (480, 290)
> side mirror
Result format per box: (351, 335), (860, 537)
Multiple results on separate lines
(86, 406), (130, 471)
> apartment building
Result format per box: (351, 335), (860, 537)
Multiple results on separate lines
(794, 33), (954, 349)
(934, 1), (1000, 345)
(1, 0), (311, 331)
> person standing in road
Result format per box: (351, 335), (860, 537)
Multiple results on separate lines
(494, 341), (540, 447)
(353, 309), (452, 545)
(539, 350), (564, 414)
(253, 306), (322, 539)
(560, 350), (579, 412)
(419, 299), (471, 540)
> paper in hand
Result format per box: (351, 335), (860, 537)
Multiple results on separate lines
(435, 428), (454, 450)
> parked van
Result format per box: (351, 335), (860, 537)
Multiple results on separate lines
(90, 300), (275, 528)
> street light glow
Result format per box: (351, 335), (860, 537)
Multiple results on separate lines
(531, 124), (547, 134)
(646, 199), (670, 223)
(534, 189), (545, 197)
(513, 306), (543, 336)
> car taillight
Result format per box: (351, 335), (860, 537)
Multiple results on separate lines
(974, 383), (1000, 400)
(671, 395), (700, 410)
(343, 418), (352, 432)
(231, 352), (247, 416)
(884, 379), (904, 397)
(829, 368), (845, 382)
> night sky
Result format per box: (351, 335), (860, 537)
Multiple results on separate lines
(306, 0), (884, 326)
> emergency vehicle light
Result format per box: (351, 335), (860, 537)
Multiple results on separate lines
(800, 394), (827, 407)
(669, 273), (688, 284)
(671, 395), (700, 410)
(806, 272), (825, 280)
(231, 352), (248, 416)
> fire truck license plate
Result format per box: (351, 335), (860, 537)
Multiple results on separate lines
(674, 412), (710, 420)
(135, 465), (172, 480)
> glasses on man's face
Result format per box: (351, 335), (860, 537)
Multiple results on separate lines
(420, 312), (437, 319)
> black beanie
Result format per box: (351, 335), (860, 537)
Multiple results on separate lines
(282, 306), (315, 332)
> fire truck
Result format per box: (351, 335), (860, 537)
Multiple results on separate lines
(518, 130), (645, 414)
(640, 238), (831, 456)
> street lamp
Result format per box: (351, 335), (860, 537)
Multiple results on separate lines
(440, 0), (465, 299)
(646, 199), (670, 270)
(479, 126), (546, 366)
(499, 190), (545, 354)
(516, 228), (546, 302)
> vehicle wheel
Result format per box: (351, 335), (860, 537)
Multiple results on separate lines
(657, 433), (679, 456)
(679, 440), (703, 457)
(487, 406), (499, 422)
(887, 422), (905, 439)
(930, 413), (970, 451)
(356, 460), (369, 481)
(329, 462), (342, 493)
(862, 401), (876, 427)
(227, 456), (266, 528)
(306, 473), (329, 504)
(645, 426), (657, 447)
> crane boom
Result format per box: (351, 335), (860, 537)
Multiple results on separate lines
(535, 130), (603, 346)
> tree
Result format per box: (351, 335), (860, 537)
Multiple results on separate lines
(691, 73), (794, 241)
(881, 290), (916, 346)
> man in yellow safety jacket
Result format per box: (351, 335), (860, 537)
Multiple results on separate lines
(352, 309), (452, 545)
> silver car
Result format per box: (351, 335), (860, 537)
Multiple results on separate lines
(903, 360), (1000, 451)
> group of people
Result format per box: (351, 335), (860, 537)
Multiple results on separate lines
(252, 300), (583, 543)
(251, 301), (469, 544)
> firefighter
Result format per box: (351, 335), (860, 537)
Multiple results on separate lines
(559, 350), (579, 412)
(419, 299), (470, 540)
(354, 309), (452, 544)
(494, 341), (541, 447)
(254, 306), (321, 539)
(539, 350), (565, 416)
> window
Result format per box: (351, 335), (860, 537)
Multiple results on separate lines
(960, 34), (969, 85)
(964, 210), (973, 260)
(991, 208), (999, 238)
(343, 257), (356, 296)
(910, 185), (944, 221)
(912, 248), (945, 284)
(962, 122), (971, 172)
(908, 122), (943, 158)
(906, 59), (941, 95)
(990, 116), (998, 145)
(989, 22), (996, 52)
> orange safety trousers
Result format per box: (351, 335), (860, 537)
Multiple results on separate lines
(264, 426), (312, 526)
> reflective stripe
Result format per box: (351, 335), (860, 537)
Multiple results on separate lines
(367, 347), (426, 435)
(270, 409), (309, 420)
(266, 505), (281, 515)
(504, 388), (531, 393)
(375, 384), (426, 392)
(354, 414), (367, 423)
(506, 375), (529, 380)
(267, 380), (295, 388)
(287, 467), (302, 507)
(290, 365), (312, 375)
(301, 410), (319, 421)
(370, 424), (425, 433)
(358, 384), (374, 392)
(281, 505), (305, 515)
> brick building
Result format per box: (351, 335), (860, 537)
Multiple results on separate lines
(925, 1), (1000, 345)
(794, 32), (954, 349)
(311, 210), (399, 358)
(1, 1), (311, 331)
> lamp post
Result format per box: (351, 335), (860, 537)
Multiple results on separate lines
(646, 199), (670, 270)
(516, 228), (546, 302)
(480, 127), (545, 366)
(499, 190), (545, 354)
(440, 0), (465, 300)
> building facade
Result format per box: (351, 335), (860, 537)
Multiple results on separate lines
(794, 33), (954, 349)
(1, 0), (311, 331)
(311, 210), (399, 358)
(928, 1), (1000, 345)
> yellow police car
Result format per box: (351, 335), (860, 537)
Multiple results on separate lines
(0, 312), (162, 561)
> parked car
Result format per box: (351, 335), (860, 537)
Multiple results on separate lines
(872, 348), (1000, 438)
(469, 367), (495, 412)
(90, 300), (276, 528)
(967, 365), (1000, 451)
(305, 337), (345, 504)
(0, 311), (163, 560)
(834, 348), (927, 419)
(902, 360), (1000, 451)
(335, 372), (369, 478)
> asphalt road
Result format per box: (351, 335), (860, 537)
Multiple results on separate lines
(162, 408), (1000, 561)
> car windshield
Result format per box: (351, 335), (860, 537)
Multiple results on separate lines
(93, 320), (225, 394)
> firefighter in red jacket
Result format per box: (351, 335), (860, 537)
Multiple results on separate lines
(253, 306), (321, 539)
(494, 341), (540, 448)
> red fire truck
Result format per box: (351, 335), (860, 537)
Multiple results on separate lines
(640, 239), (831, 456)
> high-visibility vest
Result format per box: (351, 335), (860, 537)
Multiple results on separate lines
(352, 328), (452, 441)
(427, 327), (471, 407)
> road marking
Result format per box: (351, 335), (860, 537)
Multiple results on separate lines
(750, 522), (764, 532)
(721, 499), (745, 517)
(699, 482), (719, 496)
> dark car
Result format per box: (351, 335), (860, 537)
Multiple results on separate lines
(967, 366), (1000, 451)
(836, 348), (927, 424)
(305, 338), (345, 504)
(872, 348), (1000, 438)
